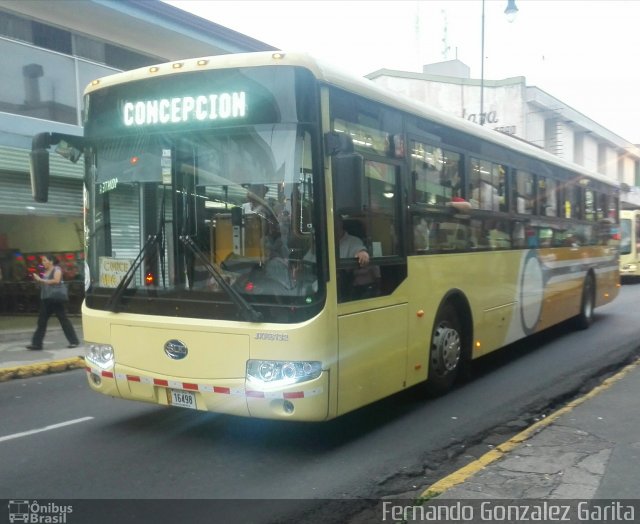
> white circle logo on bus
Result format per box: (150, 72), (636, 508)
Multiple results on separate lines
(164, 339), (188, 360)
(520, 252), (545, 334)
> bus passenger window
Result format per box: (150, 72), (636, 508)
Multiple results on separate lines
(595, 193), (606, 221)
(488, 220), (511, 249)
(349, 224), (381, 298)
(513, 222), (527, 248)
(422, 219), (473, 251)
(539, 227), (553, 247)
(469, 159), (506, 212)
(539, 177), (558, 217)
(585, 189), (596, 221)
(411, 141), (461, 206)
(413, 216), (431, 252)
(514, 170), (535, 214)
(564, 183), (582, 219)
(335, 159), (402, 302)
(335, 216), (381, 300)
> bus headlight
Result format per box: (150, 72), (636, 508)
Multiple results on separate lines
(246, 360), (322, 388)
(85, 343), (114, 369)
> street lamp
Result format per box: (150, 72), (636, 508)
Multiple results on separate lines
(479, 0), (518, 125)
(504, 0), (519, 22)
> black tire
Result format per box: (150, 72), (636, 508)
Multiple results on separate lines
(427, 302), (463, 394)
(575, 273), (595, 330)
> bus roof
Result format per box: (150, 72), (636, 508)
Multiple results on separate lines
(85, 51), (618, 190)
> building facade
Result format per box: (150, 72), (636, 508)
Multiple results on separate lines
(0, 0), (275, 312)
(366, 60), (640, 209)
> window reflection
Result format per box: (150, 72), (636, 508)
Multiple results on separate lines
(0, 35), (149, 126)
(411, 141), (462, 206)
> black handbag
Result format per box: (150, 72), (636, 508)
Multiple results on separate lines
(41, 269), (69, 301)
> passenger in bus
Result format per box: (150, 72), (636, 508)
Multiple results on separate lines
(335, 217), (380, 300)
(336, 217), (380, 299)
(302, 216), (379, 298)
(413, 217), (431, 251)
(302, 216), (370, 265)
(241, 184), (285, 256)
(472, 181), (500, 210)
(337, 217), (370, 266)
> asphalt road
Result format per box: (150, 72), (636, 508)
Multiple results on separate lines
(1, 282), (640, 523)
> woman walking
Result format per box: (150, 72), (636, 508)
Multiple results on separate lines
(26, 254), (80, 350)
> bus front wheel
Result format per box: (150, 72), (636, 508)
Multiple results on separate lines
(427, 303), (463, 394)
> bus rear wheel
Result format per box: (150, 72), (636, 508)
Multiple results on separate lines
(575, 273), (595, 330)
(427, 303), (463, 394)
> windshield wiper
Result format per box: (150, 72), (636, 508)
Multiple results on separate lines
(106, 187), (169, 312)
(179, 235), (263, 322)
(105, 232), (161, 312)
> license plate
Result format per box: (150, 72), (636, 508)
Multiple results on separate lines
(167, 388), (197, 409)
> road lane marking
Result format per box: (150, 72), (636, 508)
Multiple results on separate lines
(0, 417), (94, 443)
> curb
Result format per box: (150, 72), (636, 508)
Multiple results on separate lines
(420, 356), (640, 499)
(0, 357), (85, 382)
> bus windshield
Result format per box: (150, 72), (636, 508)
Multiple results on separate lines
(84, 124), (321, 322)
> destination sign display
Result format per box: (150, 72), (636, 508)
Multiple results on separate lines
(123, 92), (246, 127)
(84, 66), (318, 138)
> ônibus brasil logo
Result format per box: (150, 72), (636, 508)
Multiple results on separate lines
(8, 500), (73, 523)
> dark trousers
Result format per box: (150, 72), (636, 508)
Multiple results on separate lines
(31, 299), (79, 347)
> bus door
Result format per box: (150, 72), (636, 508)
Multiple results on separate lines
(332, 154), (408, 414)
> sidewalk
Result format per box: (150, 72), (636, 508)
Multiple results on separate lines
(0, 314), (85, 380)
(420, 357), (640, 502)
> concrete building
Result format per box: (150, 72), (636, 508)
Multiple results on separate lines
(366, 59), (640, 209)
(0, 0), (275, 312)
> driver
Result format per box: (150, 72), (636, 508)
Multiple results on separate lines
(242, 184), (290, 288)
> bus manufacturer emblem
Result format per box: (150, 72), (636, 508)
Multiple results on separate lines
(164, 339), (188, 360)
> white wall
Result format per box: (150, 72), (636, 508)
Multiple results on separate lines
(620, 155), (636, 187)
(525, 110), (545, 149)
(557, 121), (574, 161)
(582, 134), (599, 173)
(600, 146), (618, 178)
(371, 76), (526, 138)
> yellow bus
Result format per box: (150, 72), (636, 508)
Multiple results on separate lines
(620, 209), (640, 277)
(30, 52), (620, 421)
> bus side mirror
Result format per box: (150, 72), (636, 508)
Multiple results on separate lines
(332, 152), (364, 214)
(30, 147), (50, 203)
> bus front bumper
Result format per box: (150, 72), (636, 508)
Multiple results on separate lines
(85, 364), (330, 421)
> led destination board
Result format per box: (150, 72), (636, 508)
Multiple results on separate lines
(85, 66), (315, 138)
(123, 91), (247, 127)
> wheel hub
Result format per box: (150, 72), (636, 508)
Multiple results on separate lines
(432, 325), (461, 373)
